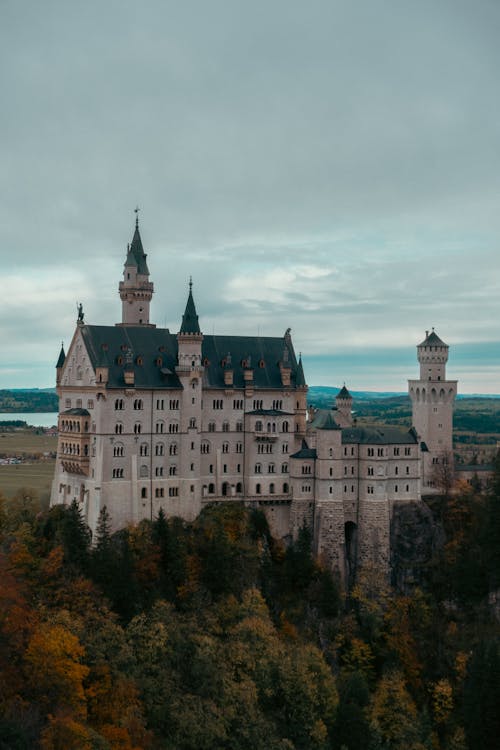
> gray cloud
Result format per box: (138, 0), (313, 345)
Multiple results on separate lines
(0, 0), (499, 391)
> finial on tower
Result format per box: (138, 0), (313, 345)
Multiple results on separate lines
(134, 205), (140, 229)
(189, 276), (193, 292)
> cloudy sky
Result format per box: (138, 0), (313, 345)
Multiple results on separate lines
(1, 0), (499, 394)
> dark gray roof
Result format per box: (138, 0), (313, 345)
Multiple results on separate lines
(291, 439), (317, 459)
(180, 284), (201, 334)
(295, 356), (306, 387)
(79, 325), (303, 390)
(125, 222), (150, 275)
(62, 408), (90, 417)
(457, 464), (494, 473)
(337, 385), (351, 399)
(56, 345), (66, 368)
(418, 330), (447, 347)
(309, 410), (341, 430)
(341, 425), (418, 445)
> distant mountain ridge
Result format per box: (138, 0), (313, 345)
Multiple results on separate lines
(308, 386), (500, 402)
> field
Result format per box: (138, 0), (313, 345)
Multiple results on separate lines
(0, 430), (57, 455)
(0, 429), (57, 498)
(0, 460), (55, 498)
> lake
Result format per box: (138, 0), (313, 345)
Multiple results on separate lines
(0, 413), (58, 428)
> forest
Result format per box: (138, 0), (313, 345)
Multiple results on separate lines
(1, 460), (500, 750)
(0, 391), (58, 414)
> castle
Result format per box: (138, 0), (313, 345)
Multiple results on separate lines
(50, 218), (457, 582)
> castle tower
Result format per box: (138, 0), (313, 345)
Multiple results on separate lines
(175, 280), (204, 517)
(117, 212), (154, 326)
(408, 329), (457, 492)
(294, 354), (308, 436)
(335, 385), (353, 427)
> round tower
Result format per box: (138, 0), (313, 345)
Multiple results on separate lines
(408, 329), (457, 492)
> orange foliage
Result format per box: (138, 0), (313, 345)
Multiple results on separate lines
(40, 713), (95, 750)
(24, 623), (90, 718)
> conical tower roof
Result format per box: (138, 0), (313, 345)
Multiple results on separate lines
(125, 216), (150, 275)
(180, 279), (201, 334)
(56, 343), (65, 368)
(337, 385), (352, 400)
(418, 329), (447, 347)
(295, 355), (306, 387)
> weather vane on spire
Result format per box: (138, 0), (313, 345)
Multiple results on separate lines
(189, 276), (193, 292)
(134, 205), (140, 228)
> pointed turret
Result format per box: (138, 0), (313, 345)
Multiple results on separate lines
(117, 210), (154, 327)
(127, 217), (150, 275)
(55, 343), (65, 386)
(295, 355), (306, 387)
(56, 343), (66, 369)
(180, 278), (201, 334)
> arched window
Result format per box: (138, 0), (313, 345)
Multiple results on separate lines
(255, 420), (262, 432)
(269, 483), (275, 494)
(169, 443), (177, 455)
(155, 443), (164, 456)
(255, 463), (262, 474)
(115, 422), (123, 434)
(256, 483), (261, 495)
(201, 441), (210, 454)
(281, 463), (288, 473)
(208, 421), (216, 432)
(141, 487), (147, 498)
(268, 463), (275, 474)
(236, 482), (243, 493)
(283, 482), (289, 493)
(208, 483), (215, 494)
(222, 442), (229, 454)
(282, 421), (289, 433)
(134, 422), (141, 434)
(156, 421), (165, 434)
(222, 421), (229, 432)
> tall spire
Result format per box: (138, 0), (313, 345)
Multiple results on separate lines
(126, 212), (149, 275)
(180, 279), (201, 334)
(118, 211), (155, 327)
(295, 353), (306, 387)
(56, 342), (66, 369)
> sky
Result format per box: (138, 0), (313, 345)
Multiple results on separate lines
(1, 0), (499, 394)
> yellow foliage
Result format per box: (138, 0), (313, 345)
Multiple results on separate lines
(40, 713), (94, 750)
(24, 623), (90, 718)
(340, 636), (375, 681)
(431, 678), (453, 723)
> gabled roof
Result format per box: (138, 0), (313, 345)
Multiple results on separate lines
(78, 325), (304, 390)
(125, 221), (150, 275)
(290, 439), (317, 459)
(56, 344), (66, 368)
(180, 282), (201, 334)
(418, 330), (447, 347)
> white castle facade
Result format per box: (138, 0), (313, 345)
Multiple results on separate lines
(51, 219), (457, 581)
